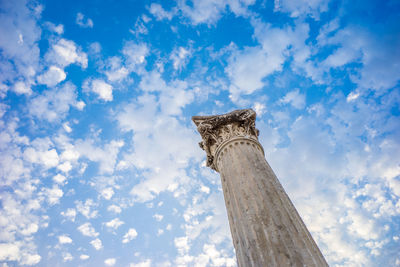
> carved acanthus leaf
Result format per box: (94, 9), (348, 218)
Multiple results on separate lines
(192, 109), (259, 170)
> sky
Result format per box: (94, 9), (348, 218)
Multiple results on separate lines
(0, 0), (399, 266)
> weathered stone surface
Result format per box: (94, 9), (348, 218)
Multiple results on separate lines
(193, 109), (328, 267)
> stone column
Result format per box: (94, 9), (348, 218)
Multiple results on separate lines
(192, 109), (328, 267)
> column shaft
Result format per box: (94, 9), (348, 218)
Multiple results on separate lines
(217, 138), (328, 267)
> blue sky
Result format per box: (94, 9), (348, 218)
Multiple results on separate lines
(0, 0), (399, 266)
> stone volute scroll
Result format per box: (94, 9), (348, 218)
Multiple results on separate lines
(192, 109), (262, 171)
(192, 108), (328, 267)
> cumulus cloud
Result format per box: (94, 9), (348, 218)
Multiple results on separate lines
(105, 218), (124, 230)
(104, 56), (129, 82)
(45, 38), (88, 68)
(101, 187), (115, 200)
(12, 81), (32, 95)
(130, 259), (151, 267)
(76, 12), (94, 28)
(226, 19), (308, 101)
(177, 0), (256, 25)
(274, 0), (330, 19)
(37, 66), (66, 87)
(104, 258), (116, 266)
(122, 42), (149, 72)
(60, 208), (76, 222)
(116, 91), (201, 202)
(0, 0), (41, 93)
(83, 78), (113, 101)
(149, 3), (174, 20)
(23, 146), (59, 168)
(90, 238), (103, 250)
(80, 254), (90, 260)
(63, 252), (73, 262)
(78, 222), (99, 238)
(29, 82), (82, 122)
(75, 199), (98, 219)
(42, 185), (63, 205)
(280, 89), (306, 109)
(45, 22), (64, 34)
(58, 235), (72, 244)
(74, 139), (124, 174)
(107, 205), (122, 214)
(122, 228), (138, 243)
(170, 46), (192, 71)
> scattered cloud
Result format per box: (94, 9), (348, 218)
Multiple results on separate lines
(122, 228), (138, 243)
(104, 258), (116, 266)
(78, 222), (99, 238)
(76, 12), (94, 28)
(58, 234), (72, 244)
(45, 38), (88, 68)
(280, 89), (306, 109)
(90, 238), (103, 250)
(37, 66), (66, 87)
(105, 218), (125, 230)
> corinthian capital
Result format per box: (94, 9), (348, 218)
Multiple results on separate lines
(192, 109), (260, 171)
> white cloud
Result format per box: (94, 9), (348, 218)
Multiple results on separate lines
(63, 252), (73, 262)
(149, 3), (174, 20)
(122, 42), (149, 72)
(62, 122), (72, 133)
(280, 89), (306, 109)
(83, 78), (113, 101)
(0, 243), (20, 262)
(53, 174), (67, 184)
(80, 254), (90, 260)
(12, 81), (32, 95)
(253, 102), (266, 115)
(45, 22), (64, 34)
(75, 139), (124, 174)
(175, 236), (190, 254)
(21, 253), (41, 266)
(104, 258), (116, 266)
(90, 238), (103, 250)
(346, 91), (360, 102)
(60, 148), (79, 161)
(116, 93), (201, 202)
(37, 66), (66, 87)
(60, 208), (76, 222)
(107, 204), (122, 214)
(274, 0), (330, 19)
(130, 259), (151, 267)
(75, 100), (86, 110)
(105, 218), (124, 230)
(75, 199), (98, 219)
(170, 46), (191, 70)
(45, 38), (88, 68)
(226, 46), (267, 97)
(101, 187), (115, 200)
(122, 228), (138, 243)
(42, 185), (63, 205)
(29, 82), (81, 122)
(226, 19), (304, 101)
(104, 57), (129, 82)
(57, 161), (72, 173)
(23, 147), (59, 168)
(76, 12), (94, 28)
(58, 235), (72, 244)
(0, 0), (41, 93)
(177, 0), (256, 25)
(153, 214), (163, 222)
(78, 222), (99, 237)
